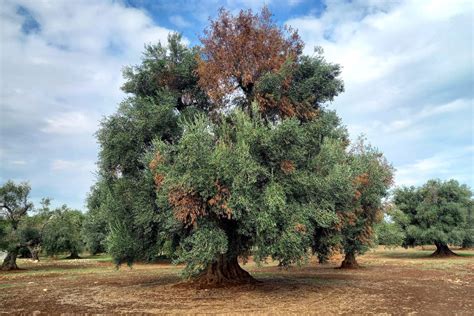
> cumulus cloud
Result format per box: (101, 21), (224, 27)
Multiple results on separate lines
(41, 112), (98, 135)
(0, 0), (180, 208)
(286, 0), (473, 188)
(396, 146), (473, 187)
(169, 15), (191, 28)
(51, 159), (95, 172)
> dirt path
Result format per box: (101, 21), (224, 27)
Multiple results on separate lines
(1, 247), (473, 314)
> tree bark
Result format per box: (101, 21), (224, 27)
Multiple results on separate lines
(192, 254), (257, 287)
(28, 245), (40, 261)
(461, 238), (473, 250)
(66, 251), (81, 259)
(340, 252), (360, 269)
(1, 249), (19, 270)
(431, 242), (458, 257)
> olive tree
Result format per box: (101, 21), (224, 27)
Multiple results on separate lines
(149, 109), (353, 284)
(95, 7), (390, 286)
(338, 140), (393, 268)
(42, 206), (84, 259)
(393, 179), (472, 256)
(0, 180), (34, 270)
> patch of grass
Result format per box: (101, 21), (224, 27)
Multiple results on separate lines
(373, 250), (432, 259)
(78, 254), (113, 261)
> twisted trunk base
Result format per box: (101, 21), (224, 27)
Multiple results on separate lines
(340, 252), (360, 269)
(65, 252), (81, 259)
(431, 242), (458, 257)
(28, 245), (41, 261)
(461, 240), (473, 250)
(2, 250), (19, 271)
(192, 255), (257, 287)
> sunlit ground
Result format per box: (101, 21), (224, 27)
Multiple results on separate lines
(1, 246), (473, 314)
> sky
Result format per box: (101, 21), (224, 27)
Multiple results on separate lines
(0, 0), (473, 210)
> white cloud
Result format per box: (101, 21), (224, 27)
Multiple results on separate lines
(286, 0), (473, 187)
(396, 146), (474, 187)
(51, 159), (95, 172)
(10, 160), (27, 165)
(288, 0), (302, 6)
(287, 0), (473, 112)
(170, 15), (191, 28)
(383, 98), (471, 133)
(41, 111), (98, 135)
(0, 0), (181, 209)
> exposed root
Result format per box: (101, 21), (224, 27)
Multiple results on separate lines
(65, 253), (81, 259)
(1, 251), (19, 271)
(340, 252), (360, 269)
(188, 255), (259, 288)
(430, 243), (459, 257)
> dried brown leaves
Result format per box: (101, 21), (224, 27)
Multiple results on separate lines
(197, 7), (303, 113)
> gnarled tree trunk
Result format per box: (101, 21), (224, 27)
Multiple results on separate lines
(431, 242), (458, 257)
(28, 245), (41, 261)
(340, 252), (359, 269)
(461, 238), (473, 250)
(192, 254), (256, 287)
(66, 251), (81, 259)
(2, 249), (19, 270)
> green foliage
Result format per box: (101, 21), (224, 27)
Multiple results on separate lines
(91, 11), (392, 282)
(175, 223), (228, 277)
(1, 180), (34, 269)
(97, 97), (180, 176)
(255, 51), (344, 120)
(42, 206), (84, 257)
(375, 218), (405, 247)
(81, 183), (109, 254)
(338, 139), (394, 259)
(393, 179), (472, 248)
(462, 200), (474, 248)
(122, 33), (208, 111)
(0, 180), (33, 230)
(150, 109), (353, 275)
(107, 220), (139, 267)
(92, 34), (208, 265)
(18, 198), (51, 242)
(0, 219), (8, 250)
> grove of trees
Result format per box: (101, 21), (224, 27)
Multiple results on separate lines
(0, 181), (89, 270)
(1, 8), (472, 284)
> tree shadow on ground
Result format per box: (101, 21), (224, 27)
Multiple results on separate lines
(375, 250), (474, 259)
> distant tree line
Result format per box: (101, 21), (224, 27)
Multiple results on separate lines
(0, 181), (93, 270)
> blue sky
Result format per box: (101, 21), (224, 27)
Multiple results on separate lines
(1, 0), (473, 210)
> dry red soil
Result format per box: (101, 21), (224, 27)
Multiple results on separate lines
(1, 247), (473, 314)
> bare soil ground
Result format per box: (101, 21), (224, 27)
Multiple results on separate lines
(1, 246), (473, 314)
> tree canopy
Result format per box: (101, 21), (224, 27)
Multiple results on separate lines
(0, 180), (34, 270)
(91, 7), (392, 285)
(197, 8), (343, 121)
(338, 140), (393, 268)
(42, 205), (84, 259)
(148, 109), (354, 283)
(393, 179), (473, 256)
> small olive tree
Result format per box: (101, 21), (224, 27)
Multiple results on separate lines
(42, 206), (85, 259)
(393, 179), (472, 256)
(338, 140), (393, 268)
(0, 180), (34, 270)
